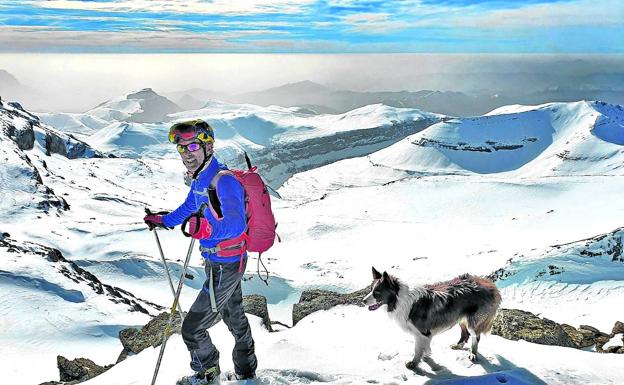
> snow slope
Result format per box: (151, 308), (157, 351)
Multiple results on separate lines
(367, 101), (624, 176)
(37, 111), (110, 137)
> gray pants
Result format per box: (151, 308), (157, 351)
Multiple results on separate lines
(181, 257), (257, 376)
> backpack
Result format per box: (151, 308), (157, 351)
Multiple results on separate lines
(208, 153), (278, 282)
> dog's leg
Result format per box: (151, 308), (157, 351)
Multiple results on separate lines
(406, 332), (429, 374)
(423, 356), (443, 372)
(451, 323), (470, 350)
(468, 329), (480, 362)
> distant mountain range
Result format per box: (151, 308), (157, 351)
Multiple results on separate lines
(2, 66), (623, 117)
(0, 69), (35, 103)
(167, 80), (624, 118)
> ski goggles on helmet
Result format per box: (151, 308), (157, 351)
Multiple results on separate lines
(168, 119), (214, 144)
(176, 142), (203, 154)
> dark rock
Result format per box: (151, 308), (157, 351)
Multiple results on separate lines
(118, 312), (183, 355)
(561, 324), (598, 348)
(45, 131), (68, 157)
(292, 287), (369, 325)
(604, 345), (623, 354)
(579, 325), (610, 349)
(57, 355), (110, 383)
(611, 321), (624, 337)
(4, 121), (35, 150)
(491, 309), (576, 348)
(116, 347), (132, 364)
(8, 101), (25, 111)
(579, 324), (601, 334)
(243, 294), (273, 332)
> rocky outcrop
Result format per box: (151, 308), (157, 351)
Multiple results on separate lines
(45, 131), (68, 157)
(489, 308), (576, 348)
(39, 355), (112, 385)
(5, 120), (35, 149)
(243, 294), (273, 332)
(560, 324), (609, 349)
(611, 321), (624, 336)
(492, 308), (623, 353)
(1, 98), (103, 159)
(292, 287), (369, 325)
(118, 312), (183, 357)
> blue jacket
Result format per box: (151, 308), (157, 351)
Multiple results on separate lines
(162, 155), (247, 263)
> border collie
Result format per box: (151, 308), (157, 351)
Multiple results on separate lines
(364, 267), (501, 372)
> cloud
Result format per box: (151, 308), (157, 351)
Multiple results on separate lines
(341, 12), (411, 33)
(0, 26), (283, 52)
(407, 0), (624, 28)
(27, 0), (316, 16)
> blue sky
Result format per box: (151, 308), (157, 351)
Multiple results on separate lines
(0, 0), (622, 53)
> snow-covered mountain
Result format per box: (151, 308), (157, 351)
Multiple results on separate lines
(170, 101), (444, 186)
(37, 111), (110, 137)
(86, 121), (169, 158)
(86, 88), (181, 123)
(46, 97), (445, 184)
(366, 101), (624, 177)
(0, 100), (103, 217)
(1, 97), (624, 385)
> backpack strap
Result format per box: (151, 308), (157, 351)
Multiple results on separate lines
(207, 170), (236, 219)
(209, 170), (236, 190)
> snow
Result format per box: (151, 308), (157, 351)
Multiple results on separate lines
(369, 101), (624, 177)
(1, 98), (624, 384)
(58, 308), (624, 385)
(171, 102), (442, 145)
(37, 111), (110, 137)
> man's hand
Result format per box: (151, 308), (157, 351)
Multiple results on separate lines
(144, 209), (171, 230)
(186, 216), (213, 239)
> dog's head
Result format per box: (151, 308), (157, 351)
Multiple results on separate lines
(363, 266), (400, 312)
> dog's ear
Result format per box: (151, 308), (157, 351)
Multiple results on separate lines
(372, 266), (382, 280)
(382, 271), (399, 290)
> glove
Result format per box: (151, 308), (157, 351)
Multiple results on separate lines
(143, 210), (170, 230)
(186, 216), (213, 240)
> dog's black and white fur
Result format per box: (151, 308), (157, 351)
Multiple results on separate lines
(364, 267), (501, 372)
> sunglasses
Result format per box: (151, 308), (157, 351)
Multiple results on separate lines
(176, 142), (203, 154)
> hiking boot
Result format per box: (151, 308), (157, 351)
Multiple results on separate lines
(176, 364), (221, 385)
(235, 372), (256, 380)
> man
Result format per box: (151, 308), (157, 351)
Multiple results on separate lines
(144, 119), (257, 385)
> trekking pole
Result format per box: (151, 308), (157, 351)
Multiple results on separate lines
(152, 228), (185, 318)
(150, 237), (196, 385)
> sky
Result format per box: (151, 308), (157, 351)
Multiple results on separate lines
(0, 0), (623, 53)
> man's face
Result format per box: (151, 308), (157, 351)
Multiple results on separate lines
(177, 138), (211, 173)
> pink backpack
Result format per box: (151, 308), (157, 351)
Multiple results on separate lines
(209, 154), (278, 275)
